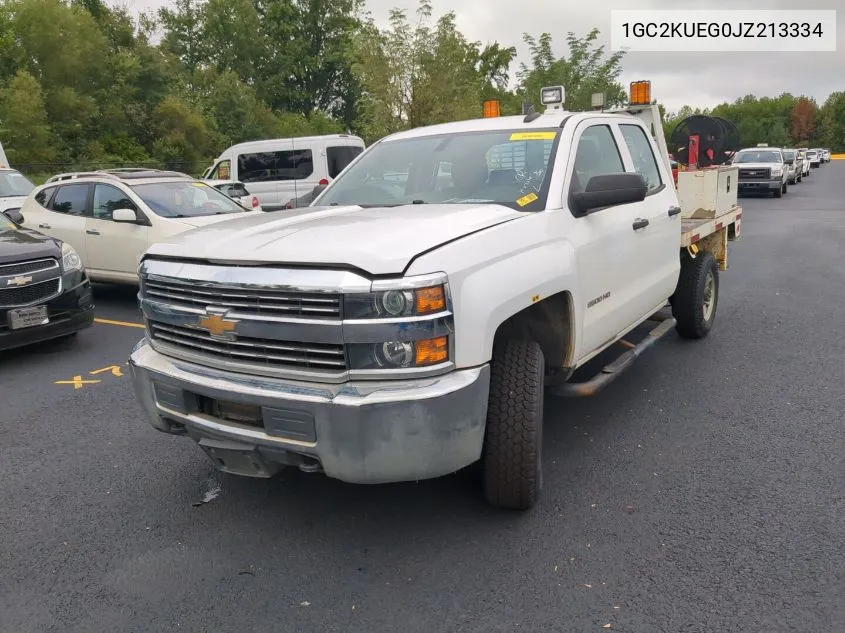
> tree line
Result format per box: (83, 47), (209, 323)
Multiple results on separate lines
(0, 0), (841, 182)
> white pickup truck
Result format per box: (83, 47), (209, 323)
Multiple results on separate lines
(129, 84), (742, 510)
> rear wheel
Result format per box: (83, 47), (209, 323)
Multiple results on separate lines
(672, 250), (719, 340)
(481, 340), (544, 510)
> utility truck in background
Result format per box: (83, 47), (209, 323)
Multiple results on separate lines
(129, 81), (743, 510)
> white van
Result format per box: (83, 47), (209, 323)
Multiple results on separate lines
(202, 134), (365, 210)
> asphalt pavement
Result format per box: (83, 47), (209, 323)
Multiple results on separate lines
(2, 164), (843, 633)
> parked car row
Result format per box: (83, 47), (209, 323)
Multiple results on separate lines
(731, 143), (831, 198)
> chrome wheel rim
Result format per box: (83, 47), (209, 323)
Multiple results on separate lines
(702, 272), (715, 322)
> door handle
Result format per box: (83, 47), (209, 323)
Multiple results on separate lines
(38, 223), (51, 229)
(86, 229), (100, 235)
(668, 206), (681, 217)
(632, 218), (650, 230)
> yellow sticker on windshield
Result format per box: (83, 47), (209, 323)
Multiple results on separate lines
(516, 192), (538, 207)
(191, 182), (205, 187)
(510, 132), (557, 141)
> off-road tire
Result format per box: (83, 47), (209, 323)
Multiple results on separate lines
(672, 250), (719, 340)
(482, 340), (544, 510)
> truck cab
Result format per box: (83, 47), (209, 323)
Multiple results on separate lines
(129, 83), (737, 510)
(732, 146), (789, 197)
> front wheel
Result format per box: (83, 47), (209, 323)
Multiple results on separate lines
(482, 340), (544, 510)
(672, 250), (719, 339)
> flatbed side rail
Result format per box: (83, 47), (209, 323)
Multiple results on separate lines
(680, 205), (742, 271)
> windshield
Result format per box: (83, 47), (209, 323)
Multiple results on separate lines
(734, 151), (781, 163)
(783, 150), (796, 160)
(0, 171), (36, 198)
(315, 129), (560, 211)
(130, 181), (247, 218)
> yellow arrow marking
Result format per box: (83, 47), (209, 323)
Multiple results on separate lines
(55, 375), (101, 390)
(90, 365), (124, 377)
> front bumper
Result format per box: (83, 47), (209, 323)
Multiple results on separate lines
(0, 275), (94, 351)
(738, 179), (782, 192)
(129, 339), (490, 484)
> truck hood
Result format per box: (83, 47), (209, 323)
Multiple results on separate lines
(0, 196), (28, 212)
(734, 162), (780, 171)
(145, 203), (524, 275)
(0, 225), (61, 264)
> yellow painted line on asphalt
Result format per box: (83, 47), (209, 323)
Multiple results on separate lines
(94, 317), (146, 329)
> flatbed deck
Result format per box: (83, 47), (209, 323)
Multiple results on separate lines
(681, 205), (742, 247)
(679, 205), (742, 271)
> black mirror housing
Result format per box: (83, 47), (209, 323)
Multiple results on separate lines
(3, 208), (24, 224)
(571, 172), (648, 215)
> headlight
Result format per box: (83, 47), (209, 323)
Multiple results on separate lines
(347, 336), (449, 370)
(343, 285), (447, 319)
(61, 242), (83, 271)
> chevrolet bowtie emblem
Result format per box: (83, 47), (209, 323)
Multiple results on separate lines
(6, 275), (33, 287)
(197, 312), (239, 338)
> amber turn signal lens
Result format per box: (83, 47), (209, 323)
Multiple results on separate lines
(415, 286), (446, 314)
(415, 336), (448, 366)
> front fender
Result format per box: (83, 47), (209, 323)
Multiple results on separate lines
(405, 212), (581, 368)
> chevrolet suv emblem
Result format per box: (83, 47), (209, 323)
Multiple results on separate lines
(197, 312), (239, 338)
(6, 275), (33, 287)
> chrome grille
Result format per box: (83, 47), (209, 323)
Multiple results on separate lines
(149, 322), (347, 371)
(142, 276), (342, 318)
(0, 278), (61, 308)
(0, 258), (59, 277)
(738, 168), (770, 180)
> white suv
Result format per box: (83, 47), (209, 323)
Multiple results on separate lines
(19, 169), (256, 284)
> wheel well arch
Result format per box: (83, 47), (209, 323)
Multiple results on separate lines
(491, 290), (575, 378)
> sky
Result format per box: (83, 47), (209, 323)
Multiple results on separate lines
(112, 0), (843, 113)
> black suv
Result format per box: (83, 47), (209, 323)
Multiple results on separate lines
(1, 209), (95, 351)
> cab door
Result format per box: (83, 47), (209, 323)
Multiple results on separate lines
(562, 120), (645, 357)
(616, 121), (681, 322)
(84, 183), (149, 281)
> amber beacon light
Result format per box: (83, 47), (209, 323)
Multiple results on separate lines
(629, 80), (652, 105)
(483, 99), (501, 118)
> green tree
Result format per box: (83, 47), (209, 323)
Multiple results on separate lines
(0, 70), (55, 165)
(517, 29), (626, 112)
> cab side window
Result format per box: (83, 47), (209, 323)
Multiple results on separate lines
(569, 125), (625, 195)
(93, 184), (137, 220)
(619, 124), (663, 192)
(51, 184), (91, 216)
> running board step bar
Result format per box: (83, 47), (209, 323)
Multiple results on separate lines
(549, 315), (677, 398)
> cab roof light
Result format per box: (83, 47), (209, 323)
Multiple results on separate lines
(483, 99), (501, 118)
(629, 80), (652, 106)
(540, 85), (565, 111)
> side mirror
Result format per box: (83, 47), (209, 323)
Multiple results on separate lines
(571, 172), (647, 215)
(112, 208), (138, 223)
(3, 208), (24, 224)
